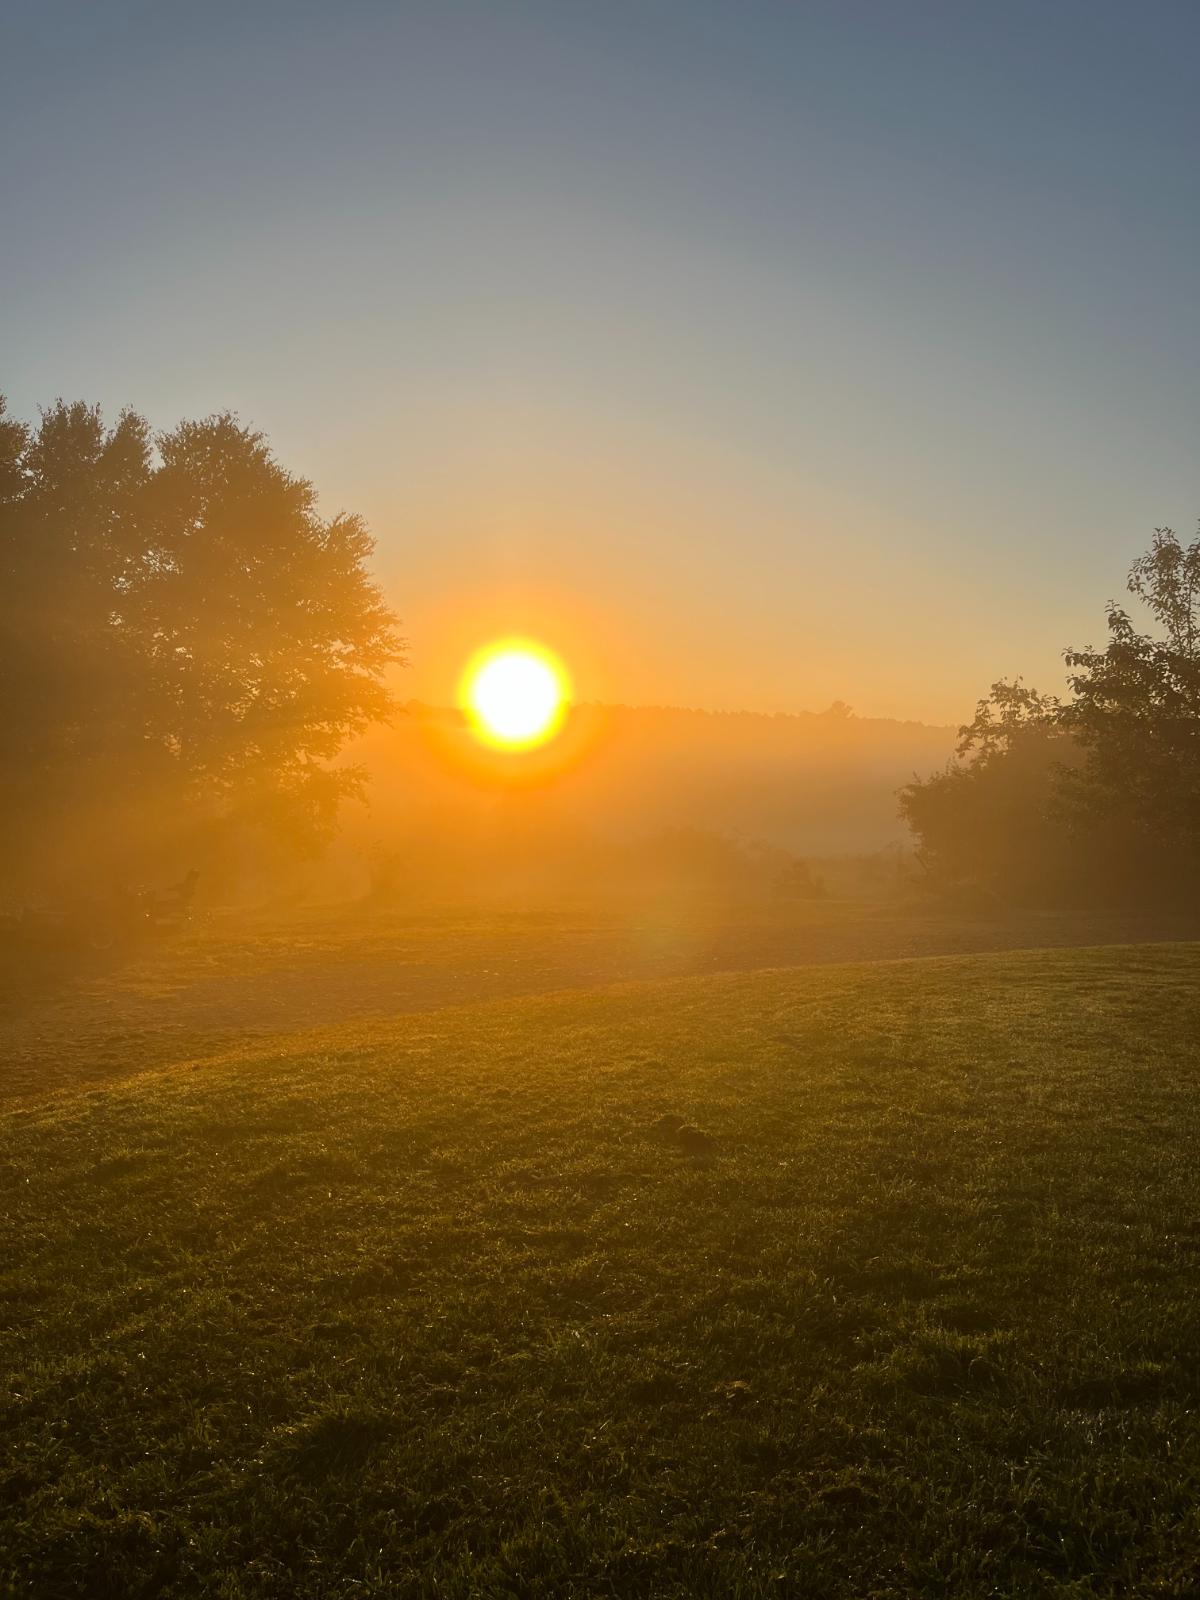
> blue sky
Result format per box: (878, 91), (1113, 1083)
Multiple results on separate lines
(5, 0), (1200, 720)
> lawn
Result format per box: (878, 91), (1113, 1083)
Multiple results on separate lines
(3, 944), (1200, 1596)
(4, 896), (1197, 1104)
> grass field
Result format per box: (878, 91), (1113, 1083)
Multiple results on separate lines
(4, 897), (1197, 1104)
(4, 941), (1200, 1596)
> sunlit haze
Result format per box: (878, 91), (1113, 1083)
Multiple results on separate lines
(9, 7), (1200, 1591)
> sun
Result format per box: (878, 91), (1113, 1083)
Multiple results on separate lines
(460, 639), (571, 750)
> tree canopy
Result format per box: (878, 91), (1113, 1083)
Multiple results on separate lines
(901, 527), (1200, 907)
(0, 397), (404, 894)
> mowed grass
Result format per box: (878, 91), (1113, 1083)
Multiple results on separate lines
(3, 945), (1200, 1597)
(6, 898), (1196, 1104)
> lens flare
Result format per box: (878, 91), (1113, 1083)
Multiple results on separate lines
(460, 639), (571, 749)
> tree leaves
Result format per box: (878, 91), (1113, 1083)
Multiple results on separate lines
(0, 398), (405, 892)
(901, 526), (1200, 905)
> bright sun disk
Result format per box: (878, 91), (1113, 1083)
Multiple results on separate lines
(460, 640), (570, 750)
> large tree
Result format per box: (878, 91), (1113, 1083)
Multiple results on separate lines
(0, 397), (403, 893)
(1059, 527), (1200, 850)
(900, 527), (1200, 907)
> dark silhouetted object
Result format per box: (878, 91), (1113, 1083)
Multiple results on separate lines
(900, 528), (1200, 908)
(0, 397), (404, 895)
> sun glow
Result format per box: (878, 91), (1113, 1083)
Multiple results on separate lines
(460, 639), (571, 750)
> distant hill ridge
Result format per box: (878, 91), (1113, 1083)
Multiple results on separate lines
(349, 700), (959, 856)
(402, 698), (957, 736)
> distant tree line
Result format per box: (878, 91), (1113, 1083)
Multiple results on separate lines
(901, 528), (1200, 907)
(0, 396), (403, 896)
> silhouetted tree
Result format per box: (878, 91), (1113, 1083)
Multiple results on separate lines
(900, 527), (1200, 907)
(0, 397), (403, 892)
(1060, 527), (1200, 852)
(898, 680), (1076, 901)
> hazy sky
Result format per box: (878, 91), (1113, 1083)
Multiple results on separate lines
(5, 0), (1200, 722)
